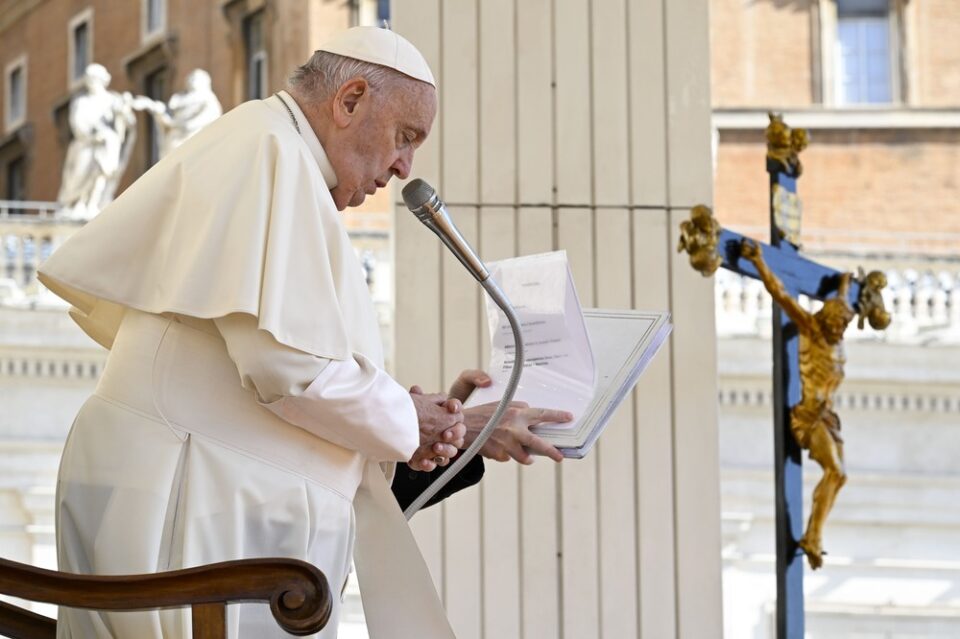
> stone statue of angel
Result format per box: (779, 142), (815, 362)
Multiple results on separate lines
(145, 69), (223, 159)
(58, 64), (147, 220)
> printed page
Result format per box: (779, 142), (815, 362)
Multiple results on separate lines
(466, 251), (595, 428)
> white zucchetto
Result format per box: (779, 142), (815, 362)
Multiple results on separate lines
(317, 26), (435, 87)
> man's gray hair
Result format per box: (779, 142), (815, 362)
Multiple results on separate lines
(288, 51), (402, 100)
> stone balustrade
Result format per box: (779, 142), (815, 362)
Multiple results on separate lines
(716, 260), (960, 343)
(4, 200), (957, 346)
(0, 202), (83, 307)
(0, 353), (103, 381)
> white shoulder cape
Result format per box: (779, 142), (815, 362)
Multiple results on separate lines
(39, 97), (381, 365)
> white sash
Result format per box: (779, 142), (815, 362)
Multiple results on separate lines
(353, 463), (456, 638)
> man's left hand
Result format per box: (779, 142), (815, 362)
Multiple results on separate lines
(447, 369), (491, 403)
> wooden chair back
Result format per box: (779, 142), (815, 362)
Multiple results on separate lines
(0, 556), (331, 639)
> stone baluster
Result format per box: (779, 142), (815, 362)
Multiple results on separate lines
(758, 278), (773, 316)
(11, 234), (26, 288)
(914, 272), (935, 327)
(23, 234), (40, 293)
(726, 274), (743, 315)
(931, 272), (950, 326)
(949, 273), (960, 335)
(897, 270), (918, 336)
(742, 277), (761, 322)
(747, 278), (769, 334)
(714, 271), (739, 336)
(1, 233), (9, 281)
(714, 271), (727, 315)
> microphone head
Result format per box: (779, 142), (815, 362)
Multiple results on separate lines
(401, 178), (490, 282)
(402, 178), (436, 212)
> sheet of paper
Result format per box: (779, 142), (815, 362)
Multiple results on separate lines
(466, 251), (595, 428)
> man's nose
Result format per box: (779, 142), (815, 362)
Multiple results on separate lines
(391, 149), (414, 180)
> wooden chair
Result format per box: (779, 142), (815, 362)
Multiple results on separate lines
(0, 556), (331, 638)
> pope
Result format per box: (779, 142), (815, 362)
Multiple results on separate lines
(39, 26), (569, 638)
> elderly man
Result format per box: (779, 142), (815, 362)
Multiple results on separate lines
(39, 27), (568, 639)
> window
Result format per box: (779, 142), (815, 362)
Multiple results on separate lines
(68, 9), (94, 88)
(4, 55), (27, 132)
(834, 0), (894, 105)
(73, 22), (90, 78)
(3, 155), (27, 215)
(244, 11), (267, 100)
(143, 0), (166, 40)
(6, 156), (26, 211)
(144, 68), (166, 166)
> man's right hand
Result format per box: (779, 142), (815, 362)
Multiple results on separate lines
(408, 387), (465, 471)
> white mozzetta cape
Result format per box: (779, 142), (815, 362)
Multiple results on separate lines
(39, 95), (379, 365)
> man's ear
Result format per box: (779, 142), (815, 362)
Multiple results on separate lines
(332, 77), (369, 128)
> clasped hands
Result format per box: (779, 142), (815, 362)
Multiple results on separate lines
(408, 369), (573, 472)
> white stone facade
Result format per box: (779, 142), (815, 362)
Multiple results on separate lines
(3, 199), (959, 636)
(0, 304), (102, 617)
(717, 255), (960, 638)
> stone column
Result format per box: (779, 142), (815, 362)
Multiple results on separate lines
(391, 1), (721, 636)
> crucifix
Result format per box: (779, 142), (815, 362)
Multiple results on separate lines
(677, 114), (891, 639)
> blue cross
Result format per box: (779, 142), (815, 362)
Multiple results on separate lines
(713, 160), (865, 639)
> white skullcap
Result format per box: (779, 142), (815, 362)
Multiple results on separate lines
(317, 26), (435, 87)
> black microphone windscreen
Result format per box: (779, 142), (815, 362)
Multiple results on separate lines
(402, 178), (435, 211)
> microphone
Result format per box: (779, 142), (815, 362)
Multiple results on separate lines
(402, 179), (489, 282)
(400, 178), (525, 519)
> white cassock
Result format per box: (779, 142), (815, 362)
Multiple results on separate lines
(38, 90), (455, 638)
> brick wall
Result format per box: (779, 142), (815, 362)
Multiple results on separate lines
(912, 0), (960, 106)
(711, 0), (960, 109)
(2, 0), (77, 202)
(1, 1), (230, 201)
(711, 0), (960, 255)
(714, 128), (960, 248)
(710, 0), (815, 108)
(0, 0), (374, 203)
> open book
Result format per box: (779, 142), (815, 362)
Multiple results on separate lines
(466, 251), (672, 458)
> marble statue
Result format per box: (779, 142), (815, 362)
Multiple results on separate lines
(57, 64), (155, 220)
(145, 69), (223, 158)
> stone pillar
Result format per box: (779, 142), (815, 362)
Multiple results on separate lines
(391, 1), (722, 637)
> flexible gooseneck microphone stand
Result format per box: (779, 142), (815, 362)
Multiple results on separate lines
(401, 179), (525, 519)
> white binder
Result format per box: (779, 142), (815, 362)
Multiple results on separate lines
(534, 308), (671, 458)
